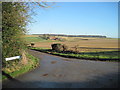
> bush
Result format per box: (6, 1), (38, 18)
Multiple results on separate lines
(51, 43), (63, 51)
(2, 2), (29, 67)
(31, 42), (35, 47)
(51, 43), (68, 52)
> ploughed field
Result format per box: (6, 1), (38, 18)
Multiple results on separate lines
(23, 35), (119, 52)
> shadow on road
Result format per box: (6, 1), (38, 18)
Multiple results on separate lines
(2, 71), (20, 82)
(2, 72), (119, 88)
(2, 49), (119, 88)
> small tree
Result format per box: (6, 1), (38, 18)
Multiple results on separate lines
(2, 2), (52, 67)
(2, 2), (29, 67)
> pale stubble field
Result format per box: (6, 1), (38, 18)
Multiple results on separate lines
(25, 35), (119, 52)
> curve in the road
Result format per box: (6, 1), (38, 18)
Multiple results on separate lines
(2, 50), (119, 88)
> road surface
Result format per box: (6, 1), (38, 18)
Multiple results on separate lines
(2, 50), (119, 88)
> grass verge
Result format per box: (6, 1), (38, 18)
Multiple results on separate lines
(31, 47), (120, 62)
(2, 52), (39, 80)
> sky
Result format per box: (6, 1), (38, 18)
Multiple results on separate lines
(27, 2), (118, 38)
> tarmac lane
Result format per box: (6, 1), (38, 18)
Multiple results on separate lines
(2, 50), (119, 88)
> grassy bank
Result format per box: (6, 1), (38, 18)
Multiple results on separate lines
(2, 53), (39, 80)
(31, 47), (120, 62)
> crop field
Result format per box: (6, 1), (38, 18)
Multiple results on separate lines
(24, 35), (119, 52)
(23, 35), (120, 61)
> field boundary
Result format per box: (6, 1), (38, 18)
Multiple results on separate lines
(72, 47), (120, 50)
(31, 48), (120, 62)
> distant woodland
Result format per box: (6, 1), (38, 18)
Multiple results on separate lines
(33, 34), (107, 38)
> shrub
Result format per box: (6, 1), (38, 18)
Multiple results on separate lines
(51, 43), (63, 51)
(2, 2), (28, 67)
(31, 42), (35, 47)
(51, 43), (68, 52)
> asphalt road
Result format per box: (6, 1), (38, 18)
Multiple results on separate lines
(2, 50), (119, 88)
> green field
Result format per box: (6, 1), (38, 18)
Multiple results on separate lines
(24, 37), (47, 42)
(23, 36), (60, 43)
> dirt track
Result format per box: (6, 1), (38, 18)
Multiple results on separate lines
(2, 50), (119, 88)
